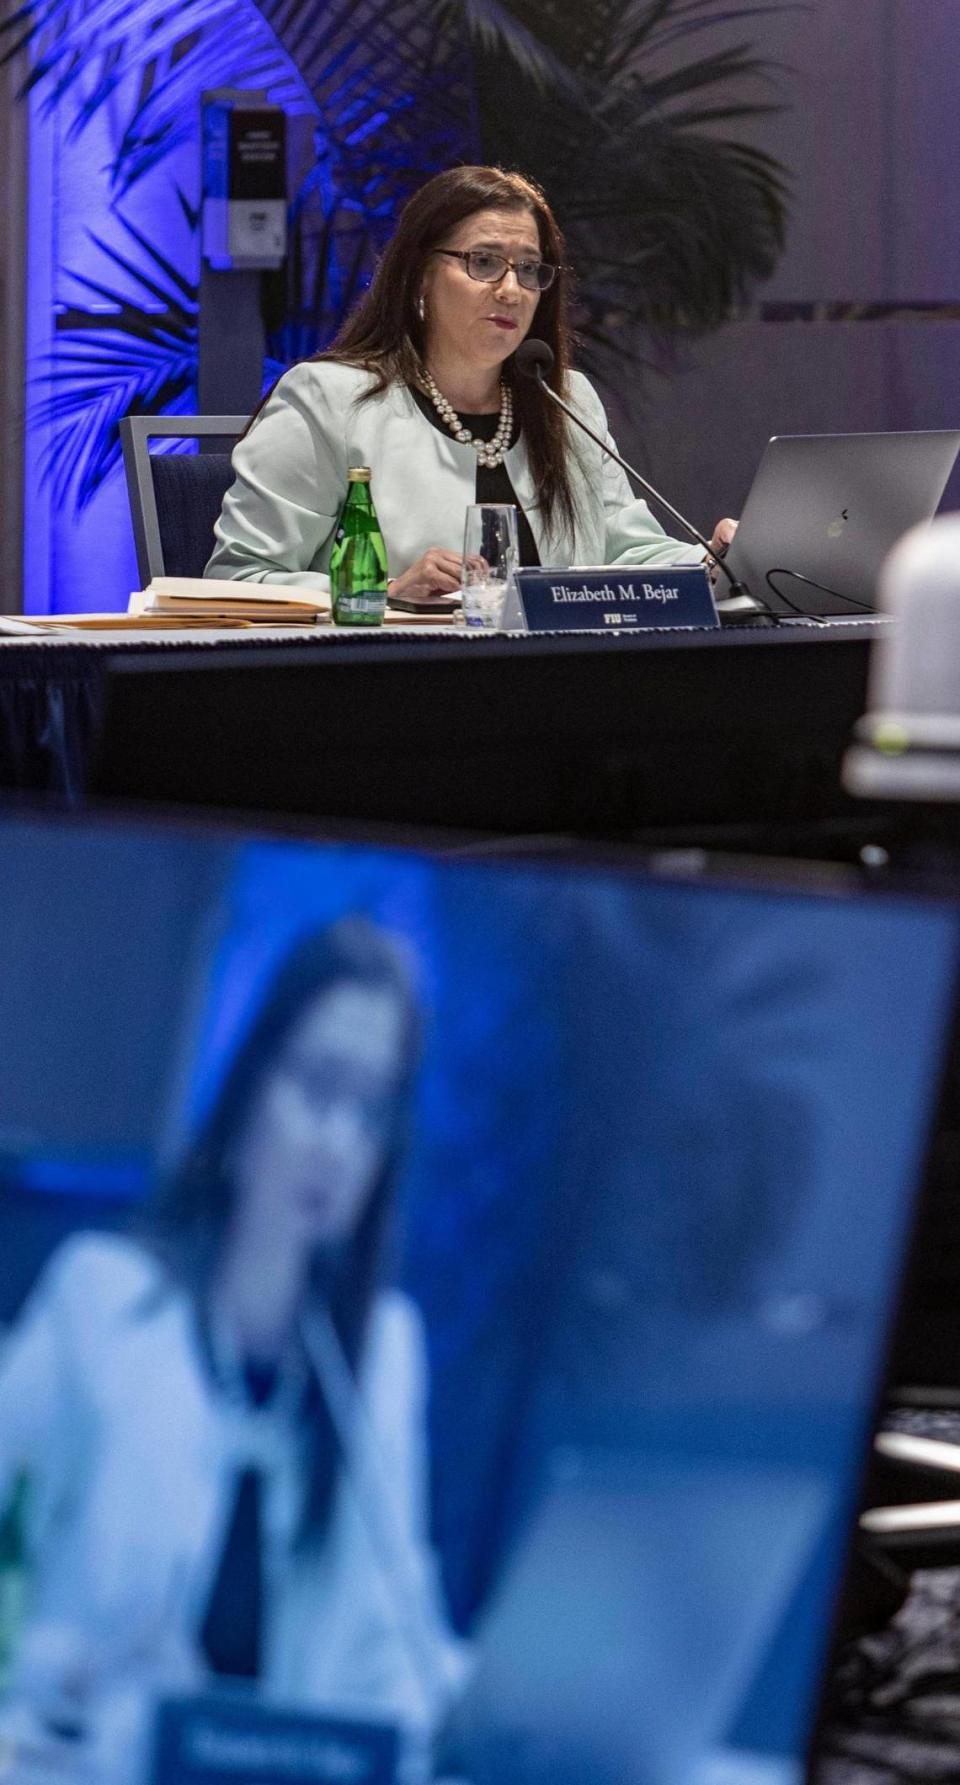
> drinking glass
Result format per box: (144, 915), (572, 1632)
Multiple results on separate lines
(461, 504), (520, 630)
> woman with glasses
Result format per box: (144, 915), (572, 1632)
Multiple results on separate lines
(0, 922), (463, 1780)
(206, 164), (735, 600)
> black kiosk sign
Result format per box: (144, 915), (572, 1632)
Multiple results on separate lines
(202, 101), (287, 270)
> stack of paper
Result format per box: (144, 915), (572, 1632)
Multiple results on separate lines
(129, 576), (330, 625)
(0, 578), (459, 638)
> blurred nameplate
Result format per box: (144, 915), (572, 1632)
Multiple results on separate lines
(151, 1695), (401, 1785)
(515, 566), (718, 632)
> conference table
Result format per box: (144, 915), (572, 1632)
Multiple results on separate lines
(0, 616), (890, 850)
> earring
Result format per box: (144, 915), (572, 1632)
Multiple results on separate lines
(417, 294), (426, 322)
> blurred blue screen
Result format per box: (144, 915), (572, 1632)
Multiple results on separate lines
(0, 812), (955, 1785)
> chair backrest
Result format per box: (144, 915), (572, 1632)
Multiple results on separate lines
(119, 414), (248, 586)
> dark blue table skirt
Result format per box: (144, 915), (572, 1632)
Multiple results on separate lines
(0, 620), (882, 819)
(0, 645), (104, 803)
(0, 633), (493, 803)
(0, 634), (398, 803)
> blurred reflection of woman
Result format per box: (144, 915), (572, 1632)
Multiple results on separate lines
(0, 920), (461, 1775)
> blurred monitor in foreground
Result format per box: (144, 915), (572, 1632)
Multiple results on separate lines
(0, 811), (955, 1785)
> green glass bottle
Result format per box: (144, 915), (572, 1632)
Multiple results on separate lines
(0, 1470), (30, 1689)
(330, 467), (388, 626)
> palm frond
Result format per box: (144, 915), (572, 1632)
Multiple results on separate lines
(35, 338), (196, 510)
(434, 0), (580, 96)
(33, 212), (198, 511)
(2, 0), (318, 197)
(2, 0), (476, 212)
(253, 0), (477, 357)
(626, 45), (774, 108)
(6, 0), (228, 96)
(4, 0), (794, 374)
(109, 15), (314, 196)
(466, 0), (792, 346)
(639, 0), (806, 53)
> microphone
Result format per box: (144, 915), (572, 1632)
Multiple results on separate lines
(300, 1308), (459, 1723)
(514, 338), (769, 619)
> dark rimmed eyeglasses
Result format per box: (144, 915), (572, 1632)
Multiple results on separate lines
(431, 247), (559, 292)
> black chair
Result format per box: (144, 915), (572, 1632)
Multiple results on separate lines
(119, 414), (248, 585)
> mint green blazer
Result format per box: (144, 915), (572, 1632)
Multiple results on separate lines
(205, 361), (703, 590)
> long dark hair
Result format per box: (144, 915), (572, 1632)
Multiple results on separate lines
(320, 164), (579, 537)
(142, 918), (419, 1544)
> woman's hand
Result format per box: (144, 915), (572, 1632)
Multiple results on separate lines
(389, 548), (463, 603)
(706, 517), (738, 583)
(709, 517), (738, 557)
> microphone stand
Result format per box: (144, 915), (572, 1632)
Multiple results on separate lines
(523, 364), (773, 622)
(300, 1308), (453, 1723)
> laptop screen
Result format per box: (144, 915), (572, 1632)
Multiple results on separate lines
(0, 812), (955, 1785)
(724, 430), (960, 619)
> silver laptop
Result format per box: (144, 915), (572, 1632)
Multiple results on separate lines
(724, 430), (960, 619)
(444, 1450), (823, 1785)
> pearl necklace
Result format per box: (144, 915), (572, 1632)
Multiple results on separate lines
(421, 369), (513, 469)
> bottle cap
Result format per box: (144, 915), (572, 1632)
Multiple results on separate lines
(347, 466), (372, 482)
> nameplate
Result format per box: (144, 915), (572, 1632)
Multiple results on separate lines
(151, 1695), (402, 1785)
(513, 566), (718, 632)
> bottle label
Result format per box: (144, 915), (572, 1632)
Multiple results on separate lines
(333, 591), (386, 624)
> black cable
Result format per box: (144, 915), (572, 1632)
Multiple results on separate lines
(515, 338), (782, 623)
(766, 566), (879, 622)
(762, 569), (825, 624)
